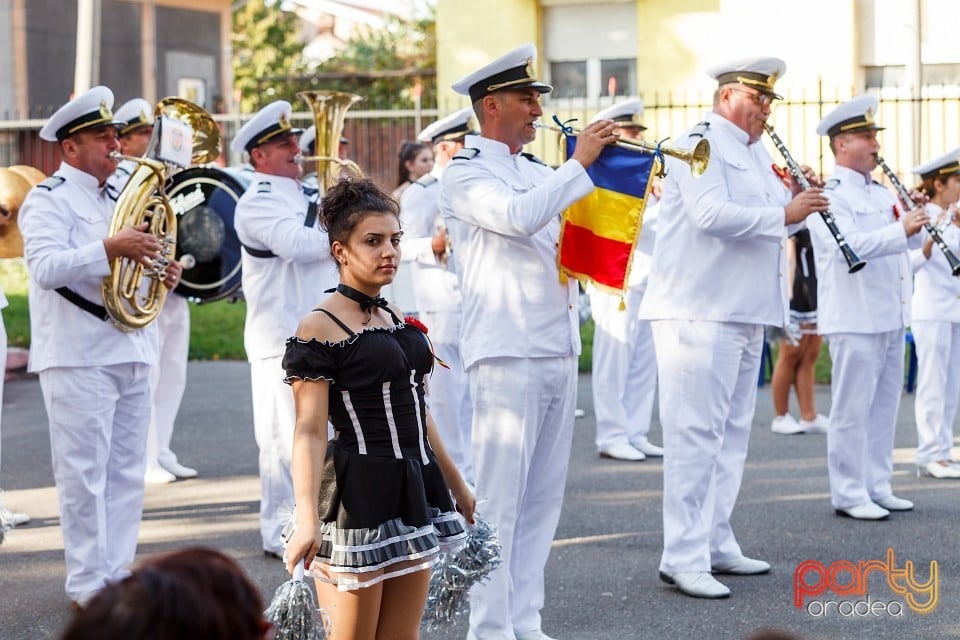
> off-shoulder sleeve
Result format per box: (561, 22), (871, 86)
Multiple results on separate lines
(282, 337), (337, 384)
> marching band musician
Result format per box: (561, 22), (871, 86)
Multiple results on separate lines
(232, 100), (338, 558)
(440, 43), (617, 640)
(19, 86), (182, 607)
(639, 58), (828, 599)
(398, 107), (478, 483)
(908, 148), (960, 479)
(808, 95), (927, 519)
(586, 98), (664, 462)
(111, 98), (197, 485)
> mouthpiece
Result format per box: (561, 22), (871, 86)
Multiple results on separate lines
(178, 254), (197, 270)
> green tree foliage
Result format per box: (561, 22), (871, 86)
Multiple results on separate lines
(303, 11), (437, 110)
(232, 0), (307, 112)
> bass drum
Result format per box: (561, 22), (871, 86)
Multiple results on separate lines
(167, 166), (250, 302)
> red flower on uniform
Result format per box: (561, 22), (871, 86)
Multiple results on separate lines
(404, 316), (428, 334)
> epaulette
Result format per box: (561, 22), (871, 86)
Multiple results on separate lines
(689, 121), (710, 138)
(521, 152), (548, 166)
(37, 176), (65, 191)
(115, 165), (131, 177)
(824, 178), (841, 191)
(414, 174), (438, 188)
(256, 181), (272, 193)
(452, 148), (479, 161)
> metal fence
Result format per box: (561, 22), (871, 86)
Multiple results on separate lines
(3, 87), (959, 189)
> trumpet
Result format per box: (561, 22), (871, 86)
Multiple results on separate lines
(877, 157), (960, 277)
(763, 124), (866, 273)
(533, 121), (709, 177)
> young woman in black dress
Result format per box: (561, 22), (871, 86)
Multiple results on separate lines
(282, 179), (475, 639)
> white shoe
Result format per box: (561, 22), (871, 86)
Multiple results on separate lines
(631, 437), (664, 457)
(835, 502), (890, 520)
(574, 408), (586, 418)
(771, 414), (804, 435)
(144, 466), (177, 484)
(917, 461), (960, 479)
(598, 442), (646, 461)
(659, 571), (730, 598)
(161, 461), (198, 479)
(798, 413), (829, 434)
(873, 495), (913, 511)
(711, 555), (771, 575)
(516, 630), (558, 640)
(0, 507), (29, 528)
(11, 511), (29, 526)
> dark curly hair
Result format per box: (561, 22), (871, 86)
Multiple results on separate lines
(396, 140), (431, 187)
(319, 178), (400, 251)
(59, 547), (267, 640)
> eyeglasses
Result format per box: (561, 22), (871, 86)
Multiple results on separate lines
(730, 88), (775, 107)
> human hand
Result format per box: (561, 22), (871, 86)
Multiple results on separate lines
(104, 222), (161, 265)
(902, 207), (930, 237)
(570, 119), (618, 169)
(162, 258), (183, 289)
(284, 522), (321, 576)
(784, 189), (830, 224)
(451, 482), (476, 525)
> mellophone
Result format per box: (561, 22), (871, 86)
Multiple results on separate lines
(763, 123), (867, 274)
(877, 156), (960, 277)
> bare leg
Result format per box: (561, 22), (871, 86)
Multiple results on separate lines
(794, 334), (823, 421)
(375, 568), (430, 640)
(770, 339), (801, 416)
(315, 575), (383, 640)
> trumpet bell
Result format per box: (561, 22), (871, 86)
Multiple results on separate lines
(157, 97), (222, 165)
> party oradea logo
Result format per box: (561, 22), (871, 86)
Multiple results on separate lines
(794, 548), (938, 617)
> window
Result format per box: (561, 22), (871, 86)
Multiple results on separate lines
(600, 58), (636, 97)
(550, 61), (587, 99)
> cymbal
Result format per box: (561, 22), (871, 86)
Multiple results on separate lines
(7, 164), (45, 187)
(0, 167), (31, 259)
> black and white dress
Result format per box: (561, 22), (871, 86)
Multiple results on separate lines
(282, 309), (466, 591)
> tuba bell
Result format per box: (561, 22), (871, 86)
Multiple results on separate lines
(103, 98), (220, 330)
(0, 168), (33, 259)
(297, 90), (364, 192)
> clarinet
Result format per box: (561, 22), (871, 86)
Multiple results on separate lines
(877, 157), (960, 277)
(763, 124), (866, 273)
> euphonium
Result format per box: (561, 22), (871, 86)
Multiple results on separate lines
(297, 90), (364, 191)
(103, 98), (220, 330)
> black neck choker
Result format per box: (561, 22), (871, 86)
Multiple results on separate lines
(333, 284), (389, 324)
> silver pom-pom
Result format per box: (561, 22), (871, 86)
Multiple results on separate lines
(422, 512), (503, 631)
(265, 560), (329, 639)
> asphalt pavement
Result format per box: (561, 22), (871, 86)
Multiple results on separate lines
(1, 362), (959, 639)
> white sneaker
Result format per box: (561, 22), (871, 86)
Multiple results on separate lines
(598, 442), (646, 461)
(917, 461), (960, 479)
(659, 571), (730, 598)
(873, 495), (913, 511)
(798, 414), (829, 434)
(771, 414), (804, 435)
(144, 466), (177, 484)
(574, 408), (586, 418)
(161, 461), (198, 479)
(631, 437), (664, 457)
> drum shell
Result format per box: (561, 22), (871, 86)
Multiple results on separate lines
(167, 167), (249, 302)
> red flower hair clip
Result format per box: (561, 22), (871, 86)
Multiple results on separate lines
(404, 316), (450, 369)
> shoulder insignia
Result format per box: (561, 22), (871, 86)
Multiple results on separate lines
(414, 174), (438, 188)
(116, 165), (131, 177)
(37, 176), (66, 191)
(689, 121), (710, 139)
(256, 181), (272, 193)
(452, 147), (479, 161)
(520, 152), (548, 166)
(824, 178), (841, 191)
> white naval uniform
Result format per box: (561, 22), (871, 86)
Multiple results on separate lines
(110, 164), (192, 476)
(807, 165), (920, 509)
(908, 205), (960, 465)
(235, 172), (338, 553)
(399, 167), (473, 483)
(589, 201), (658, 453)
(0, 286), (6, 471)
(19, 162), (158, 602)
(440, 134), (594, 640)
(638, 112), (792, 574)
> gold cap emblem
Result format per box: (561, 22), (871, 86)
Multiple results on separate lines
(278, 113), (291, 131)
(864, 107), (874, 125)
(99, 100), (112, 120)
(525, 57), (535, 79)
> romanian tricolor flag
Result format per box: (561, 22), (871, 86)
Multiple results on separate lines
(559, 135), (656, 294)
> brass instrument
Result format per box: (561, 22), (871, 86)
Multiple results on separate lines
(104, 98), (220, 330)
(534, 121), (710, 177)
(877, 156), (960, 277)
(296, 90), (364, 191)
(0, 168), (32, 259)
(763, 124), (866, 273)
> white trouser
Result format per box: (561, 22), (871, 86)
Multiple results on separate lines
(0, 311), (6, 469)
(651, 320), (760, 573)
(912, 321), (960, 464)
(421, 309), (473, 484)
(146, 295), (190, 470)
(39, 363), (151, 602)
(826, 330), (903, 509)
(467, 356), (577, 640)
(588, 286), (657, 451)
(250, 355), (296, 553)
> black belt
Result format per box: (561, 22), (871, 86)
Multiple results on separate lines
(241, 243), (278, 259)
(55, 287), (109, 322)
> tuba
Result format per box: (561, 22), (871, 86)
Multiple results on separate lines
(0, 168), (33, 259)
(103, 98), (221, 330)
(297, 90), (364, 192)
